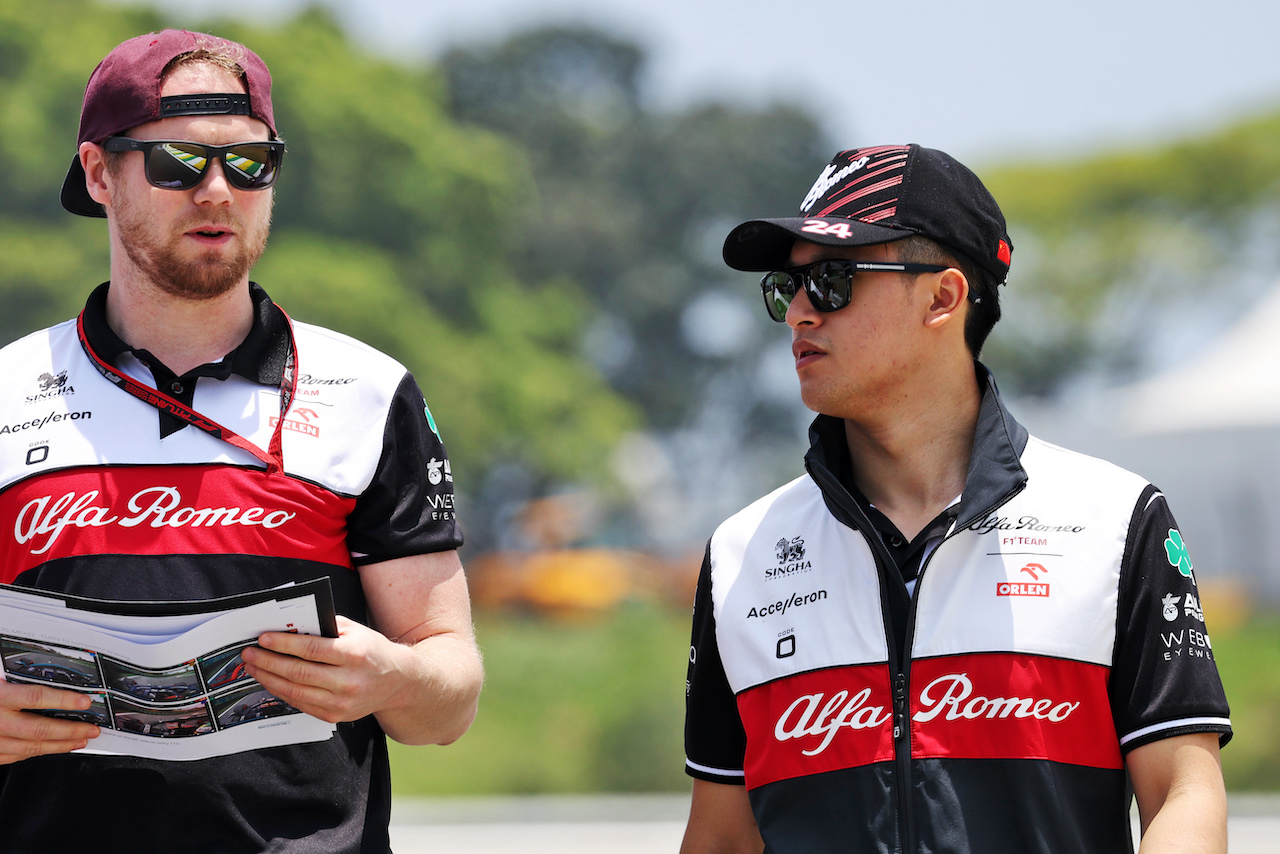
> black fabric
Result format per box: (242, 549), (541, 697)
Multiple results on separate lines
(911, 758), (1132, 854)
(685, 544), (748, 784)
(749, 763), (900, 854)
(4, 554), (383, 854)
(346, 372), (463, 563)
(1112, 485), (1232, 751)
(79, 282), (291, 438)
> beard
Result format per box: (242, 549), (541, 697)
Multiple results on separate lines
(112, 190), (272, 301)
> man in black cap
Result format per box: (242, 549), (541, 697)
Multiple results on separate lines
(682, 145), (1230, 853)
(0, 30), (481, 853)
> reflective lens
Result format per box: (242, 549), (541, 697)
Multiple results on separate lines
(104, 138), (285, 191)
(760, 261), (854, 322)
(758, 259), (950, 322)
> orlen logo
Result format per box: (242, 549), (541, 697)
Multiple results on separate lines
(14, 487), (297, 556)
(997, 563), (1050, 596)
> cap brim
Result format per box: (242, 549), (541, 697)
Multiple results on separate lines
(61, 155), (106, 218)
(722, 217), (914, 271)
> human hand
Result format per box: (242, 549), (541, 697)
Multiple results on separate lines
(0, 679), (100, 765)
(241, 616), (413, 724)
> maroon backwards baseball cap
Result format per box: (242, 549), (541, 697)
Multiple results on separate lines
(61, 29), (277, 218)
(723, 144), (1013, 283)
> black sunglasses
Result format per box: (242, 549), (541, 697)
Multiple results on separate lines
(103, 137), (286, 192)
(759, 259), (950, 322)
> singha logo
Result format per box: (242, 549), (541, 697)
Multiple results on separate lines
(775, 536), (806, 563)
(38, 371), (68, 392)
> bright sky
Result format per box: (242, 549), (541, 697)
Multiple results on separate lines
(125, 0), (1280, 166)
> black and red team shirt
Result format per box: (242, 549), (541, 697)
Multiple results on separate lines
(685, 366), (1231, 854)
(0, 283), (462, 854)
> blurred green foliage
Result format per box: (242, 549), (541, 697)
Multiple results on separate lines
(0, 0), (635, 483)
(1215, 614), (1280, 790)
(441, 27), (831, 433)
(389, 606), (1280, 794)
(982, 116), (1280, 394)
(389, 604), (689, 794)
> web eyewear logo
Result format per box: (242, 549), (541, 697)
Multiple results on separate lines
(26, 371), (75, 404)
(765, 536), (811, 581)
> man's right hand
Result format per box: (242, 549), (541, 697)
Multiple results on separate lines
(0, 680), (99, 765)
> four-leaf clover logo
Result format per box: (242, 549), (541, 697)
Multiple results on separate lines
(1164, 529), (1194, 583)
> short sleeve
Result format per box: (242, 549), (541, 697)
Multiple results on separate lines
(685, 542), (748, 784)
(345, 372), (463, 563)
(1110, 485), (1232, 752)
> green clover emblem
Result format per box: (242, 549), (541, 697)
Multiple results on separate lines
(1164, 529), (1194, 581)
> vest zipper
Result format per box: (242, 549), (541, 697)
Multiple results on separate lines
(805, 460), (916, 854)
(808, 457), (1028, 854)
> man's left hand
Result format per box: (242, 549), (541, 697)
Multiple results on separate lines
(242, 615), (416, 725)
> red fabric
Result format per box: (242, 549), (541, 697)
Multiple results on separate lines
(910, 653), (1121, 769)
(737, 664), (895, 789)
(0, 465), (355, 581)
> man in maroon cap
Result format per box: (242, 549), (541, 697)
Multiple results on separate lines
(0, 30), (481, 853)
(681, 146), (1230, 853)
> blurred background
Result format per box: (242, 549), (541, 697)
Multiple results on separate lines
(5, 0), (1280, 800)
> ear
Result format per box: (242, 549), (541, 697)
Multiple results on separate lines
(923, 268), (968, 331)
(80, 141), (112, 210)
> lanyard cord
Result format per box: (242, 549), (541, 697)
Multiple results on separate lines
(75, 307), (298, 475)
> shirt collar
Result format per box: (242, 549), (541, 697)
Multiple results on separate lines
(804, 361), (1029, 532)
(80, 281), (291, 386)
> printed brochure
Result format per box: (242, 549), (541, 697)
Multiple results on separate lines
(0, 578), (338, 761)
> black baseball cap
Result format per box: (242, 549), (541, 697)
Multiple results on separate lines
(722, 144), (1012, 282)
(61, 29), (277, 218)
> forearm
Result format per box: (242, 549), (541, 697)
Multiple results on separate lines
(372, 630), (484, 745)
(1130, 733), (1227, 854)
(1137, 780), (1227, 854)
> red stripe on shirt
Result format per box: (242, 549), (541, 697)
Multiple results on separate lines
(737, 664), (895, 789)
(910, 653), (1121, 769)
(0, 465), (355, 581)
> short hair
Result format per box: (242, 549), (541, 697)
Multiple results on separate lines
(893, 234), (1001, 356)
(159, 47), (247, 82)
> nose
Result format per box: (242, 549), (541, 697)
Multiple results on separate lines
(191, 158), (235, 205)
(785, 285), (821, 329)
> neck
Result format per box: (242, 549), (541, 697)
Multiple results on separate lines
(841, 362), (982, 541)
(105, 278), (254, 376)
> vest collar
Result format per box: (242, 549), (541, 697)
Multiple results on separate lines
(804, 362), (1029, 534)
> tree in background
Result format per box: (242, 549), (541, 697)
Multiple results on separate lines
(442, 27), (830, 432)
(0, 0), (635, 496)
(982, 118), (1280, 395)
